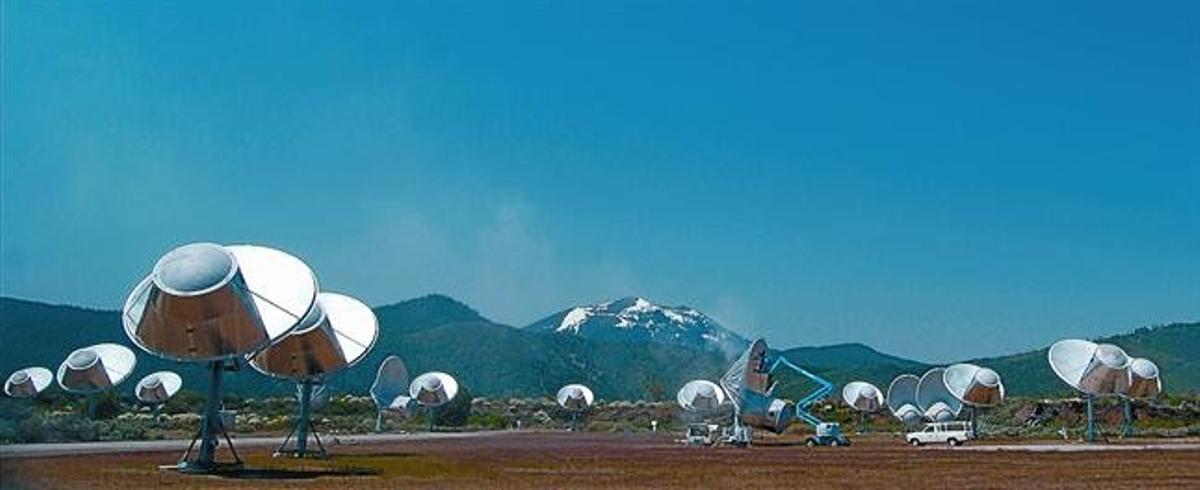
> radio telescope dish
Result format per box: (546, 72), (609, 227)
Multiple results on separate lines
(677, 380), (726, 412)
(123, 243), (318, 362)
(371, 355), (417, 431)
(843, 381), (884, 434)
(410, 371), (459, 431)
(4, 367), (53, 398)
(842, 381), (883, 412)
(943, 364), (1004, 406)
(557, 384), (595, 411)
(1048, 339), (1131, 396)
(411, 372), (459, 408)
(917, 368), (962, 422)
(249, 292), (378, 459)
(56, 343), (137, 395)
(887, 374), (922, 425)
(1047, 339), (1133, 442)
(249, 292), (379, 380)
(1119, 357), (1162, 438)
(719, 338), (844, 446)
(1124, 358), (1161, 399)
(135, 371), (183, 404)
(943, 363), (1004, 436)
(122, 242), (318, 473)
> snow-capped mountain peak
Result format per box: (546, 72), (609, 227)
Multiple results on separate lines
(528, 297), (748, 357)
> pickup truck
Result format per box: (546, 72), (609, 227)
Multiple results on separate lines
(906, 421), (973, 447)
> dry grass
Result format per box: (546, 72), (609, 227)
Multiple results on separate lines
(3, 432), (1198, 489)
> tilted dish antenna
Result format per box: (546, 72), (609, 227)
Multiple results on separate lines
(916, 368), (963, 423)
(135, 371), (183, 404)
(677, 379), (726, 412)
(720, 339), (794, 440)
(943, 363), (1004, 435)
(1047, 339), (1131, 442)
(56, 343), (137, 418)
(249, 292), (379, 458)
(135, 371), (182, 423)
(410, 371), (459, 430)
(1118, 357), (1162, 437)
(556, 384), (595, 430)
(123, 242), (317, 472)
(842, 381), (883, 433)
(4, 367), (53, 399)
(370, 355), (417, 432)
(842, 381), (883, 411)
(886, 374), (923, 426)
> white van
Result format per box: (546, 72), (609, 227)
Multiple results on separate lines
(905, 421), (972, 446)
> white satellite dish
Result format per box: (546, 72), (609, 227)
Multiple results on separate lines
(842, 381), (883, 411)
(249, 292), (379, 458)
(886, 374), (923, 426)
(1124, 358), (1161, 399)
(556, 384), (595, 431)
(124, 243), (318, 362)
(370, 355), (417, 431)
(57, 343), (137, 395)
(1047, 339), (1132, 442)
(917, 368), (963, 423)
(1119, 357), (1162, 437)
(1048, 339), (1131, 396)
(677, 379), (726, 412)
(411, 372), (459, 407)
(410, 371), (459, 430)
(943, 363), (1004, 436)
(135, 371), (183, 404)
(556, 384), (595, 412)
(55, 343), (137, 419)
(4, 367), (53, 399)
(123, 242), (318, 473)
(842, 381), (883, 433)
(943, 364), (1004, 407)
(250, 292), (379, 380)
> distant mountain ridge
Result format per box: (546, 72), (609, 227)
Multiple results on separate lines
(0, 296), (1195, 400)
(523, 297), (748, 357)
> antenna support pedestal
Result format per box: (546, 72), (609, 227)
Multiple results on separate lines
(274, 379), (327, 458)
(175, 361), (242, 474)
(1085, 396), (1097, 443)
(1121, 398), (1134, 438)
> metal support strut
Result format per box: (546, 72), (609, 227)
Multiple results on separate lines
(176, 360), (243, 473)
(274, 379), (327, 458)
(1085, 396), (1097, 443)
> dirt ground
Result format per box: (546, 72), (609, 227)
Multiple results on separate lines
(2, 432), (1198, 489)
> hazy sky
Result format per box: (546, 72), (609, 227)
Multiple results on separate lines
(2, 2), (1196, 362)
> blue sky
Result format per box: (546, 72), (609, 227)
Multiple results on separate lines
(2, 1), (1196, 362)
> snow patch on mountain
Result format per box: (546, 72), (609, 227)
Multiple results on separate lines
(527, 297), (748, 357)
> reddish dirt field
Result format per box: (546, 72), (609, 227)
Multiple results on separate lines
(3, 432), (1198, 489)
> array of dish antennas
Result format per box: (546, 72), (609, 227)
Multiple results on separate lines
(4, 367), (53, 399)
(677, 379), (726, 412)
(123, 242), (319, 473)
(248, 291), (379, 458)
(842, 381), (883, 433)
(370, 355), (417, 432)
(886, 374), (922, 426)
(1048, 339), (1163, 440)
